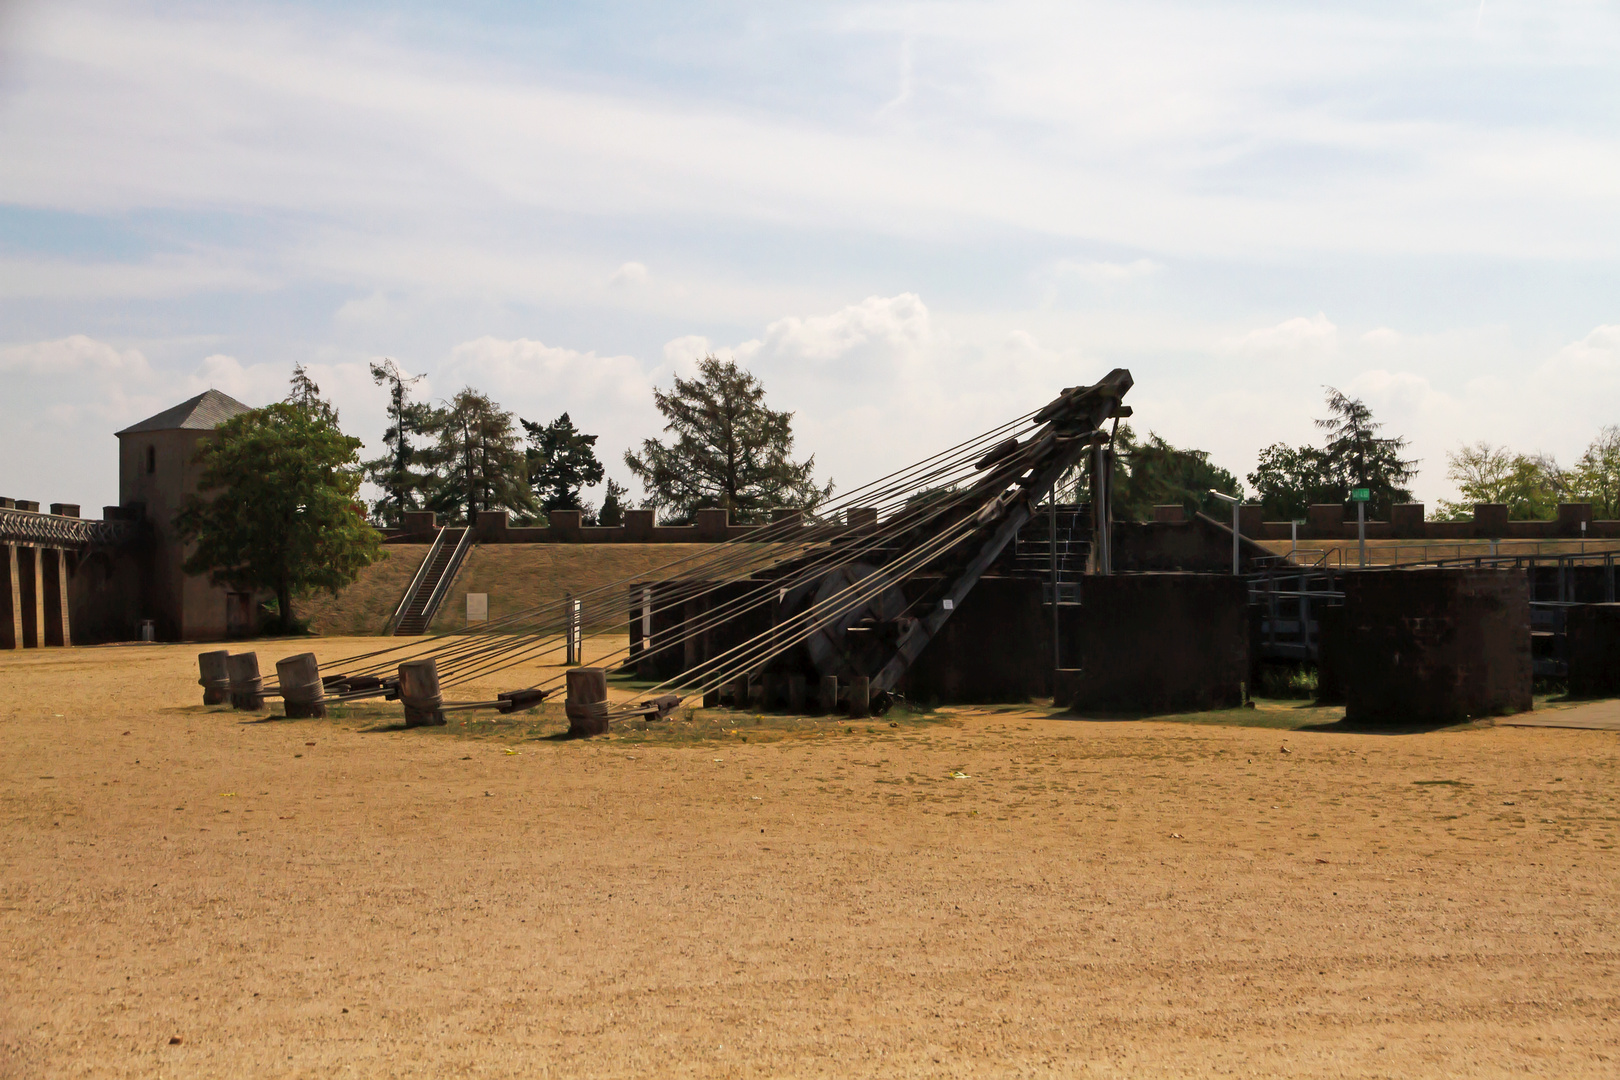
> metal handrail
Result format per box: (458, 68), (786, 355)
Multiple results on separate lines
(416, 527), (473, 631)
(387, 526), (446, 634)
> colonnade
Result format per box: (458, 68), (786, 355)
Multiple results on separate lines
(0, 544), (71, 649)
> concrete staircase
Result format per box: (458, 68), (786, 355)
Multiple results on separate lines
(392, 527), (470, 635)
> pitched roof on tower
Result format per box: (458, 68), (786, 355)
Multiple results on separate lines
(117, 390), (256, 435)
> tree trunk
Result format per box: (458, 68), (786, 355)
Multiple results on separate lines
(277, 584), (294, 635)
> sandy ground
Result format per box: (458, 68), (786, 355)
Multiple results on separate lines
(2, 637), (1618, 1078)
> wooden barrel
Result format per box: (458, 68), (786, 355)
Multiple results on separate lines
(276, 653), (327, 719)
(226, 652), (265, 711)
(398, 659), (446, 726)
(818, 675), (839, 715)
(197, 650), (231, 706)
(565, 667), (609, 737)
(849, 675), (871, 719)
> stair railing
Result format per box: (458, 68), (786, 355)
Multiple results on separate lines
(415, 527), (474, 634)
(387, 526), (447, 634)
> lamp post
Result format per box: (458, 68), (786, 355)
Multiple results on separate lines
(1209, 490), (1241, 576)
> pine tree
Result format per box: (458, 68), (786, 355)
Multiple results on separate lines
(521, 412), (605, 515)
(363, 359), (433, 526)
(624, 356), (831, 523)
(419, 388), (535, 524)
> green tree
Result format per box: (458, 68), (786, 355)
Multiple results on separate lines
(1112, 425), (1243, 521)
(1247, 442), (1333, 521)
(1435, 441), (1564, 521)
(1316, 387), (1417, 518)
(420, 388), (535, 524)
(363, 358), (434, 526)
(174, 402), (383, 634)
(286, 363), (339, 425)
(521, 412), (605, 514)
(596, 478), (628, 527)
(1063, 425), (1242, 521)
(1570, 426), (1620, 519)
(625, 356), (832, 523)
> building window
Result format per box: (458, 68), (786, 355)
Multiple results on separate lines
(145, 445), (156, 474)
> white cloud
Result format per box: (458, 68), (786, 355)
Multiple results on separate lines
(1223, 313), (1338, 357)
(0, 334), (152, 377)
(607, 261), (649, 287)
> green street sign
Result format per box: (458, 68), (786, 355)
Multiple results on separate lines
(1350, 487), (1371, 502)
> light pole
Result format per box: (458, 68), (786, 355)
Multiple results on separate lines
(1209, 490), (1241, 576)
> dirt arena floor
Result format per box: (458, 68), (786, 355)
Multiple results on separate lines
(3, 637), (1618, 1078)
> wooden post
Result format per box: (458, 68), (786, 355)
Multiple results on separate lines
(0, 544), (21, 650)
(788, 673), (807, 713)
(398, 659), (446, 726)
(197, 650), (231, 705)
(565, 666), (609, 737)
(226, 652), (265, 711)
(729, 676), (749, 708)
(42, 548), (70, 647)
(276, 653), (327, 719)
(759, 672), (780, 711)
(818, 675), (838, 714)
(18, 547), (41, 648)
(849, 675), (871, 718)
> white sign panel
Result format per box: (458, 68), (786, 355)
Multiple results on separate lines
(466, 593), (488, 623)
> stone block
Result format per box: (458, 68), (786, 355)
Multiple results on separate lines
(695, 508), (729, 541)
(1390, 503), (1425, 538)
(1306, 504), (1344, 534)
(623, 509), (655, 541)
(1341, 568), (1530, 726)
(49, 504), (80, 518)
(1558, 503), (1595, 536)
(1472, 503), (1509, 537)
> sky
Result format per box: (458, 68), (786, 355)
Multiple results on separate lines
(2, 0), (1617, 516)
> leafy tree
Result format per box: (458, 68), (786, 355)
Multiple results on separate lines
(1315, 387), (1417, 518)
(521, 412), (605, 514)
(174, 402), (383, 634)
(420, 388), (535, 524)
(363, 358), (434, 527)
(1247, 443), (1334, 521)
(625, 356), (832, 523)
(1570, 426), (1620, 520)
(1063, 424), (1242, 521)
(1435, 441), (1564, 521)
(1242, 388), (1417, 519)
(1112, 425), (1243, 521)
(596, 478), (629, 527)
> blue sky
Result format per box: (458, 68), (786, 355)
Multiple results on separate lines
(2, 0), (1618, 513)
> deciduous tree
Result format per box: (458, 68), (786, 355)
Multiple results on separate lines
(1570, 426), (1620, 519)
(175, 401), (382, 634)
(1436, 441), (1565, 521)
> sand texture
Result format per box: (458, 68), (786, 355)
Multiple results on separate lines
(2, 637), (1617, 1077)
